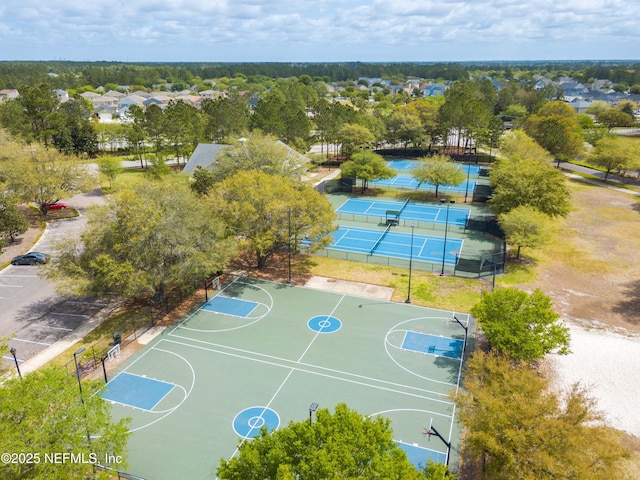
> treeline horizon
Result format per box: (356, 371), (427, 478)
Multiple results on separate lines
(1, 60), (640, 90)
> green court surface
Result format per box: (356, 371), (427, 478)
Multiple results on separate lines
(104, 276), (473, 479)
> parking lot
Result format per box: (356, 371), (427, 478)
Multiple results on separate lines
(1, 190), (110, 373)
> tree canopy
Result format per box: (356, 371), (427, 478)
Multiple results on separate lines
(0, 366), (130, 480)
(454, 351), (631, 480)
(46, 181), (235, 306)
(0, 138), (94, 215)
(340, 150), (395, 193)
(210, 170), (336, 268)
(211, 132), (307, 182)
(498, 205), (552, 259)
(588, 136), (640, 180)
(490, 131), (571, 217)
(470, 287), (570, 362)
(217, 403), (440, 480)
(524, 101), (583, 165)
(411, 154), (465, 196)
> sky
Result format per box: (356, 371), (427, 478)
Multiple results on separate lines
(1, 0), (638, 63)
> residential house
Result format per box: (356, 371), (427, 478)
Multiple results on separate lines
(0, 88), (20, 102)
(55, 89), (70, 102)
(182, 143), (230, 174)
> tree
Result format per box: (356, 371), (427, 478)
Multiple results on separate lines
(411, 154), (465, 196)
(123, 105), (148, 168)
(51, 99), (98, 156)
(13, 84), (60, 145)
(201, 94), (250, 142)
(96, 155), (123, 189)
(524, 114), (583, 166)
(210, 170), (336, 269)
(596, 108), (635, 131)
(45, 181), (235, 306)
(588, 135), (640, 180)
(0, 366), (130, 480)
(190, 165), (217, 196)
(0, 144), (94, 216)
(340, 150), (395, 193)
(336, 123), (374, 158)
(470, 287), (570, 362)
(251, 86), (311, 149)
(217, 403), (430, 480)
(498, 205), (552, 259)
(490, 131), (571, 217)
(0, 195), (28, 248)
(211, 132), (307, 182)
(404, 98), (440, 148)
(385, 110), (424, 148)
(164, 100), (204, 164)
(454, 351), (631, 480)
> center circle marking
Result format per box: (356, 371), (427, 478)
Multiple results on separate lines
(248, 416), (265, 428)
(308, 315), (342, 333)
(233, 407), (280, 439)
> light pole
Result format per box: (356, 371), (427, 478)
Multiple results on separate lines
(440, 199), (455, 276)
(73, 347), (86, 396)
(405, 224), (415, 303)
(9, 347), (21, 378)
(287, 209), (292, 284)
(309, 402), (319, 426)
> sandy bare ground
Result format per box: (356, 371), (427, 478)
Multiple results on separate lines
(533, 180), (640, 437)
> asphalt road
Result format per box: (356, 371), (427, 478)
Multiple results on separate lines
(1, 189), (109, 372)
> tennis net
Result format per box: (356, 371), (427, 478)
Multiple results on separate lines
(369, 224), (392, 255)
(399, 198), (410, 214)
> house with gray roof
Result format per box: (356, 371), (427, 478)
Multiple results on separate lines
(182, 143), (230, 174)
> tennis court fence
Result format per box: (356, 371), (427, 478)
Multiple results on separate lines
(316, 247), (506, 278)
(336, 212), (504, 239)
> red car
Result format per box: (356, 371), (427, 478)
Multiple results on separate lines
(44, 202), (68, 210)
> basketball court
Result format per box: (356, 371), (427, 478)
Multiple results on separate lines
(100, 276), (473, 479)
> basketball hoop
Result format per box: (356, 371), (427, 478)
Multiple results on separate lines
(421, 427), (432, 440)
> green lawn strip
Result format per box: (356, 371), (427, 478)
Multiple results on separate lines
(50, 308), (153, 368)
(307, 256), (484, 312)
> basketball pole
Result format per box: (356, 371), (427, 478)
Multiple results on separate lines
(427, 423), (452, 467)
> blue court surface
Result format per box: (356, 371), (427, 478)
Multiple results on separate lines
(101, 372), (175, 411)
(386, 159), (480, 177)
(402, 331), (464, 359)
(330, 226), (463, 264)
(370, 175), (476, 193)
(336, 198), (469, 226)
(397, 441), (448, 469)
(202, 295), (258, 317)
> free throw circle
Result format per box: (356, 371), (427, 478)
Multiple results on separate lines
(308, 315), (342, 333)
(233, 407), (280, 439)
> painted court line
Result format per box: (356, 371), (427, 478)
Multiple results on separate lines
(297, 295), (345, 362)
(161, 337), (455, 406)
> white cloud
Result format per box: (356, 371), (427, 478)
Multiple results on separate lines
(0, 0), (638, 61)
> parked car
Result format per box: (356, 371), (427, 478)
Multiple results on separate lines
(44, 202), (68, 210)
(11, 252), (49, 265)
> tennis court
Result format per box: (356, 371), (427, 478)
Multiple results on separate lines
(369, 159), (478, 194)
(385, 160), (480, 177)
(101, 277), (472, 479)
(330, 226), (463, 265)
(336, 198), (470, 226)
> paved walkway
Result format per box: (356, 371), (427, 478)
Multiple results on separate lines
(305, 276), (394, 301)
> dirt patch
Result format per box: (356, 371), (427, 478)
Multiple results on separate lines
(529, 184), (640, 333)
